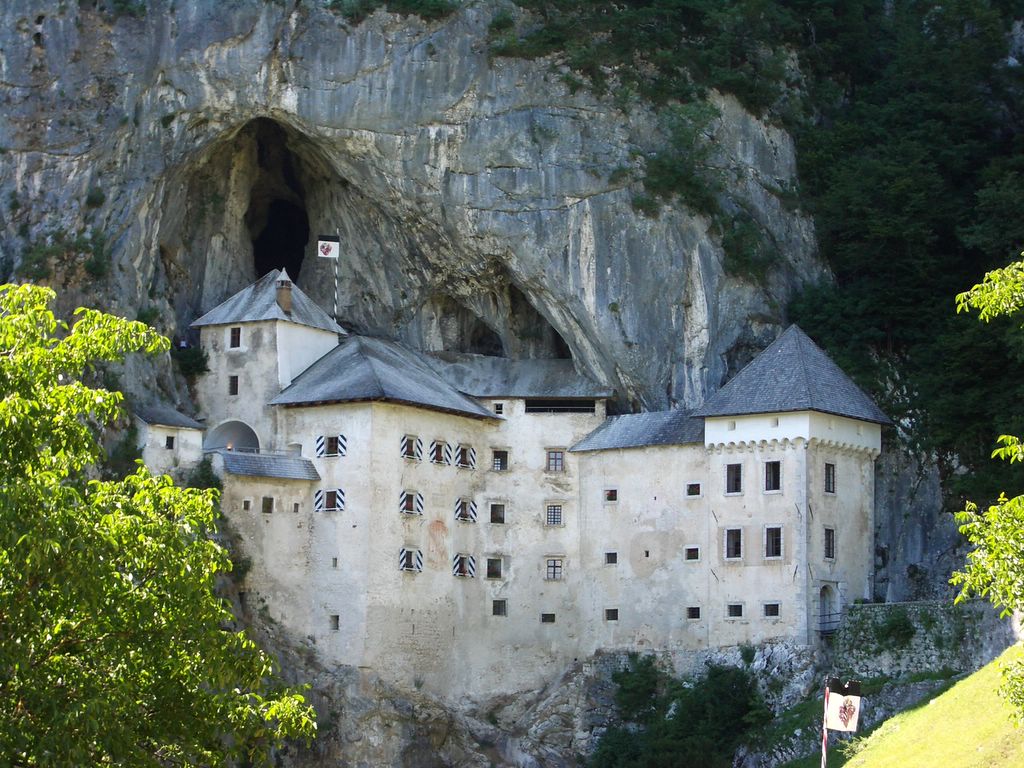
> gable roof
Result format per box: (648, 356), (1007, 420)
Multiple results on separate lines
(191, 269), (344, 335)
(571, 409), (704, 452)
(134, 403), (203, 430)
(426, 352), (613, 399)
(219, 451), (321, 481)
(692, 325), (891, 424)
(270, 336), (495, 420)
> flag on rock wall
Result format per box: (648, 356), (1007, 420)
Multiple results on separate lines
(317, 234), (340, 259)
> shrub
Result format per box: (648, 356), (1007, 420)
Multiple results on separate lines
(875, 608), (916, 650)
(187, 456), (222, 492)
(171, 345), (209, 380)
(85, 186), (106, 208)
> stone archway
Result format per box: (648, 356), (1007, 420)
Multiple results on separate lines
(204, 420), (260, 453)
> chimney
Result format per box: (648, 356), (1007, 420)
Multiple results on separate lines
(276, 272), (293, 314)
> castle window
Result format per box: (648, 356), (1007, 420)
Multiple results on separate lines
(401, 435), (423, 460)
(764, 461), (781, 492)
(399, 548), (423, 573)
(164, 435), (175, 450)
(546, 450), (564, 472)
(687, 606), (701, 620)
(545, 504), (563, 526)
(605, 608), (619, 621)
(605, 551), (618, 565)
(604, 488), (618, 503)
(456, 444), (476, 469)
(492, 599), (507, 616)
(493, 402), (505, 415)
(492, 450), (509, 471)
(545, 558), (564, 581)
(454, 498), (478, 522)
(331, 557), (338, 568)
(452, 553), (476, 578)
(399, 491), (423, 516)
(430, 440), (449, 465)
(684, 546), (700, 562)
(261, 496), (274, 514)
(229, 327), (241, 348)
(726, 603), (744, 618)
(725, 528), (743, 560)
(315, 489), (345, 513)
(824, 527), (836, 560)
(228, 375), (239, 396)
(242, 499), (252, 511)
(540, 613), (556, 624)
(292, 502), (300, 514)
(765, 526), (783, 559)
(490, 503), (506, 524)
(686, 482), (702, 498)
(726, 463), (742, 494)
(317, 434), (347, 458)
(486, 557), (503, 579)
(824, 462), (836, 494)
(764, 602), (781, 618)
(329, 614), (339, 631)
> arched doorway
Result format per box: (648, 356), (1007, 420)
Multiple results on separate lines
(819, 585), (839, 634)
(204, 420), (260, 453)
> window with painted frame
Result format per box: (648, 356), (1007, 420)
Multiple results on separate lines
(454, 498), (478, 522)
(545, 557), (564, 581)
(726, 603), (744, 619)
(545, 449), (565, 472)
(492, 449), (509, 471)
(452, 553), (476, 578)
(401, 435), (423, 461)
(764, 460), (781, 492)
(725, 463), (742, 494)
(399, 491), (423, 516)
(456, 444), (477, 469)
(763, 602), (781, 618)
(399, 547), (423, 573)
(724, 528), (743, 560)
(684, 546), (700, 562)
(685, 482), (702, 498)
(764, 525), (783, 559)
(545, 503), (563, 526)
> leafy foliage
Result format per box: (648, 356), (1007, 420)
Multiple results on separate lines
(171, 343), (210, 380)
(0, 284), (316, 765)
(325, 0), (458, 23)
(590, 656), (769, 767)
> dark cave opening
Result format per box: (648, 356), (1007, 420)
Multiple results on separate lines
(252, 199), (309, 279)
(244, 118), (310, 280)
(468, 319), (505, 357)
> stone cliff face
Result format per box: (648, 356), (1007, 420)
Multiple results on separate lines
(0, 0), (823, 412)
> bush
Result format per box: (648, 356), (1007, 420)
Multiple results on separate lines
(875, 608), (916, 650)
(187, 456), (222, 492)
(171, 345), (209, 380)
(85, 186), (106, 208)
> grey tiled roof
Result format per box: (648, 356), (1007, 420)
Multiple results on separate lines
(270, 336), (495, 420)
(571, 409), (705, 452)
(692, 325), (891, 424)
(427, 352), (613, 399)
(218, 451), (320, 481)
(191, 269), (345, 335)
(134, 404), (203, 430)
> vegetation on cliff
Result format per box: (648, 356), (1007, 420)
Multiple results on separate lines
(0, 284), (316, 765)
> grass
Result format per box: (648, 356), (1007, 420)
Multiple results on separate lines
(781, 644), (1024, 768)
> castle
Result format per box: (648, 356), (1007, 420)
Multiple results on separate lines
(136, 269), (889, 700)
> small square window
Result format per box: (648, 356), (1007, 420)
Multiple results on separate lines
(686, 482), (702, 497)
(546, 450), (564, 472)
(605, 551), (618, 565)
(825, 462), (837, 494)
(727, 603), (744, 618)
(605, 608), (619, 621)
(329, 614), (339, 631)
(164, 435), (175, 450)
(492, 450), (509, 471)
(401, 435), (419, 459)
(604, 488), (618, 503)
(261, 496), (273, 514)
(824, 527), (836, 560)
(242, 499), (252, 511)
(540, 613), (556, 624)
(430, 441), (446, 464)
(725, 528), (742, 559)
(402, 492), (419, 514)
(326, 436), (341, 456)
(545, 504), (563, 526)
(684, 546), (700, 561)
(325, 490), (342, 512)
(726, 463), (742, 494)
(546, 558), (564, 581)
(765, 526), (783, 559)
(687, 606), (701, 620)
(764, 602), (781, 618)
(456, 444), (474, 468)
(486, 558), (503, 579)
(229, 327), (241, 348)
(455, 499), (475, 522)
(494, 402), (504, 415)
(492, 599), (507, 616)
(765, 461), (781, 492)
(228, 375), (239, 396)
(490, 503), (506, 524)
(453, 554), (474, 577)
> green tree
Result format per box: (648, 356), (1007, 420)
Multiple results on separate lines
(0, 284), (316, 765)
(951, 254), (1024, 721)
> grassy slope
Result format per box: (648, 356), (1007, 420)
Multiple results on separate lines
(782, 644), (1024, 768)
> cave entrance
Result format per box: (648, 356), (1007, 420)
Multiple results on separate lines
(244, 119), (310, 280)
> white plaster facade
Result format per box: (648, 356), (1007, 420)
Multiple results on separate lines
(160, 274), (887, 701)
